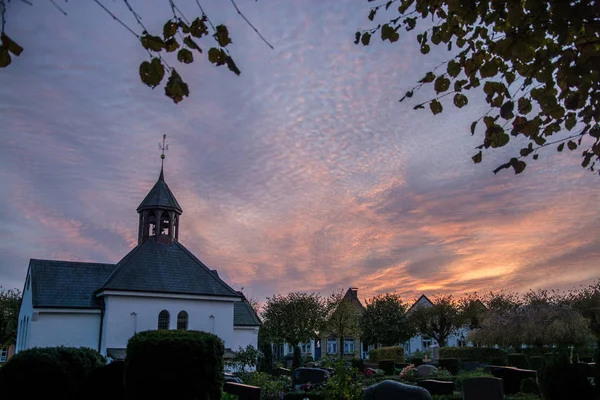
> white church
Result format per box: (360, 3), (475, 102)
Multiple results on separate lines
(16, 163), (260, 360)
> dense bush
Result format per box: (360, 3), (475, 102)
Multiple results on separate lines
(411, 357), (423, 367)
(438, 358), (459, 375)
(350, 357), (365, 372)
(538, 354), (595, 400)
(0, 346), (105, 400)
(528, 356), (543, 371)
(368, 346), (404, 363)
(451, 368), (494, 390)
(439, 347), (507, 364)
(237, 372), (289, 400)
(83, 360), (125, 400)
(507, 353), (529, 369)
(378, 359), (395, 375)
(125, 330), (224, 400)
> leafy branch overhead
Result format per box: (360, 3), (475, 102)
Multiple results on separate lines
(357, 0), (600, 176)
(0, 0), (271, 104)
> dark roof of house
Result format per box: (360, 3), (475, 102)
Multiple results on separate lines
(343, 287), (364, 309)
(407, 294), (434, 313)
(29, 259), (116, 308)
(234, 300), (261, 326)
(99, 236), (241, 298)
(137, 167), (182, 213)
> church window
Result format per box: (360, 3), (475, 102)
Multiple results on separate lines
(177, 311), (188, 330)
(158, 310), (170, 330)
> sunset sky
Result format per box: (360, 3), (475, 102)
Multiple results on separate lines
(1, 0), (598, 304)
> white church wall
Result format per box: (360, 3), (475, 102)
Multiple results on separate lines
(101, 294), (235, 353)
(29, 311), (101, 350)
(232, 326), (259, 351)
(16, 271), (33, 353)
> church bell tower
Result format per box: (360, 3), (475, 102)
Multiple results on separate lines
(136, 135), (183, 244)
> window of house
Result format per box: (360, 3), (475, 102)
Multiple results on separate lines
(327, 339), (337, 354)
(0, 348), (6, 363)
(158, 310), (170, 330)
(177, 311), (188, 330)
(422, 336), (432, 349)
(300, 342), (311, 354)
(344, 339), (355, 354)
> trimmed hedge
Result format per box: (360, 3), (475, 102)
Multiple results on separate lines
(507, 353), (529, 369)
(0, 346), (105, 400)
(439, 347), (507, 364)
(125, 330), (224, 400)
(83, 360), (125, 400)
(369, 346), (404, 363)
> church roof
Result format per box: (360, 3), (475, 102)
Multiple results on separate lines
(234, 301), (261, 326)
(99, 237), (241, 298)
(28, 259), (116, 309)
(136, 167), (182, 213)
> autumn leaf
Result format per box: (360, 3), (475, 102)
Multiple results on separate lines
(1, 34), (23, 56)
(214, 25), (232, 47)
(430, 99), (443, 115)
(139, 58), (165, 88)
(164, 69), (189, 104)
(177, 49), (194, 64)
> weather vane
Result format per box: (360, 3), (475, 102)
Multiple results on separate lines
(159, 134), (169, 167)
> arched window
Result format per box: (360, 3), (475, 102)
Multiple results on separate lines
(177, 311), (188, 330)
(158, 310), (170, 330)
(160, 211), (170, 236)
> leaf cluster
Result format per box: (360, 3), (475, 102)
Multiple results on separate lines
(0, 287), (21, 347)
(139, 15), (240, 103)
(359, 292), (413, 346)
(358, 0), (600, 176)
(408, 294), (462, 347)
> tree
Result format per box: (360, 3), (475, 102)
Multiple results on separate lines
(229, 344), (262, 372)
(481, 290), (523, 315)
(325, 289), (361, 358)
(457, 293), (487, 330)
(565, 280), (600, 347)
(357, 0), (600, 176)
(262, 292), (327, 370)
(408, 294), (461, 347)
(359, 292), (413, 347)
(0, 287), (21, 347)
(0, 0), (272, 104)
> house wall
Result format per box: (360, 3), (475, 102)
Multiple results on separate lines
(28, 312), (102, 350)
(101, 294), (235, 354)
(232, 326), (259, 351)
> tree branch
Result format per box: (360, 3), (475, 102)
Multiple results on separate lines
(230, 0), (274, 49)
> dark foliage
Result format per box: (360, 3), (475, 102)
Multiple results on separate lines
(538, 354), (595, 400)
(378, 359), (395, 375)
(125, 330), (224, 400)
(440, 346), (507, 364)
(438, 358), (459, 375)
(82, 360), (125, 400)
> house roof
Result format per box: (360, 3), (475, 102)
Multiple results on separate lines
(343, 287), (364, 309)
(234, 300), (261, 326)
(136, 167), (182, 213)
(29, 259), (116, 308)
(99, 236), (242, 298)
(406, 294), (434, 313)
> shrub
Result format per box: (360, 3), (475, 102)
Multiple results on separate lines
(519, 377), (539, 395)
(528, 356), (543, 371)
(438, 358), (459, 375)
(82, 360), (125, 400)
(507, 353), (529, 369)
(378, 359), (395, 375)
(351, 358), (365, 372)
(369, 346), (404, 363)
(411, 357), (423, 367)
(125, 330), (224, 400)
(452, 368), (493, 390)
(237, 372), (289, 400)
(538, 354), (595, 400)
(439, 347), (507, 364)
(0, 346), (105, 400)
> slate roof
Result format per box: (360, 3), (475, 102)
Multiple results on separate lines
(99, 236), (242, 298)
(234, 299), (261, 326)
(343, 287), (364, 309)
(29, 259), (116, 308)
(137, 167), (182, 213)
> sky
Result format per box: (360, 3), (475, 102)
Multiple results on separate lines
(0, 0), (598, 305)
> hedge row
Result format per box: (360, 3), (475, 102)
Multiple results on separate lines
(368, 346), (405, 363)
(0, 346), (106, 400)
(439, 347), (507, 364)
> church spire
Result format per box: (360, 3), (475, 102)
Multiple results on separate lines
(136, 135), (182, 244)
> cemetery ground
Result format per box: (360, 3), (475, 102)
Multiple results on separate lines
(0, 331), (597, 400)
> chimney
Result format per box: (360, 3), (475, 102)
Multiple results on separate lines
(350, 287), (358, 297)
(211, 269), (219, 278)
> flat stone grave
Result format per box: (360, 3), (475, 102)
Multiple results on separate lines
(463, 377), (504, 400)
(363, 380), (433, 400)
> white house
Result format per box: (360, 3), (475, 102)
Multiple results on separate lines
(16, 165), (260, 359)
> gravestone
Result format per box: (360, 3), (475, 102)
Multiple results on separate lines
(363, 380), (433, 400)
(291, 367), (330, 391)
(417, 380), (454, 395)
(415, 364), (438, 378)
(429, 345), (440, 361)
(463, 377), (504, 400)
(485, 366), (536, 395)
